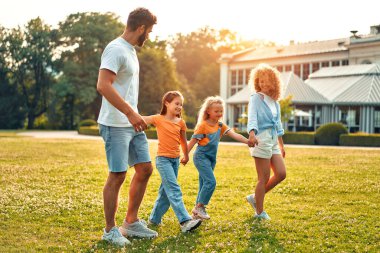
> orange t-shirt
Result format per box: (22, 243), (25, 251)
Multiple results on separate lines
(193, 121), (230, 146)
(152, 114), (187, 158)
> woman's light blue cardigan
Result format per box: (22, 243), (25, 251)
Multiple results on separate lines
(246, 93), (285, 137)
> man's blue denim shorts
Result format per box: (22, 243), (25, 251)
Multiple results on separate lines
(99, 124), (151, 172)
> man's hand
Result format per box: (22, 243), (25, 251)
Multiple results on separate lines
(126, 110), (147, 132)
(248, 131), (258, 147)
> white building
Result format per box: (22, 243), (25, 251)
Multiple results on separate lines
(219, 25), (380, 133)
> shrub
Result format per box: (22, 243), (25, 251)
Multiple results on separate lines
(340, 133), (380, 147)
(78, 119), (97, 128)
(315, 123), (348, 145)
(283, 132), (315, 145)
(78, 126), (99, 136)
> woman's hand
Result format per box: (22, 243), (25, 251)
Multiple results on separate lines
(248, 131), (258, 147)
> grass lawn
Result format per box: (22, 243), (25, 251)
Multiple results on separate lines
(0, 135), (379, 252)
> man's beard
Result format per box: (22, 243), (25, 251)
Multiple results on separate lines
(137, 29), (147, 47)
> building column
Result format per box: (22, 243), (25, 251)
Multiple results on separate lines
(369, 107), (374, 133)
(359, 106), (365, 132)
(219, 59), (229, 123)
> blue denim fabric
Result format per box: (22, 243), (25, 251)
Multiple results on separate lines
(149, 156), (192, 224)
(99, 124), (151, 172)
(247, 93), (284, 137)
(192, 125), (221, 205)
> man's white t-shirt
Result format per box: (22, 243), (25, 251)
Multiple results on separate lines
(97, 37), (139, 127)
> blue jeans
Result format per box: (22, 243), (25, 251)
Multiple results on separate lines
(193, 153), (217, 205)
(149, 156), (192, 224)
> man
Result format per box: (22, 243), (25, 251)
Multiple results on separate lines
(96, 8), (158, 246)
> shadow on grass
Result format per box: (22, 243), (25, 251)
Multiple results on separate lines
(87, 236), (155, 252)
(85, 226), (200, 252)
(152, 230), (200, 252)
(244, 217), (284, 253)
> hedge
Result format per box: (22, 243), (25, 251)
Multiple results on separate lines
(78, 119), (97, 128)
(78, 126), (100, 136)
(315, 123), (348, 145)
(339, 134), (380, 147)
(79, 126), (314, 144)
(78, 126), (380, 147)
(282, 132), (315, 145)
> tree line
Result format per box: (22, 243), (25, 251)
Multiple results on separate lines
(0, 12), (273, 129)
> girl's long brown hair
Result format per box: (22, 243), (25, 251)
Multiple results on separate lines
(160, 91), (184, 118)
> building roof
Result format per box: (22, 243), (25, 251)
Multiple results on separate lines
(226, 72), (329, 105)
(306, 64), (380, 105)
(224, 38), (349, 63)
(227, 65), (380, 106)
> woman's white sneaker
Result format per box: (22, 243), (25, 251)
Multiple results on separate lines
(246, 194), (256, 212)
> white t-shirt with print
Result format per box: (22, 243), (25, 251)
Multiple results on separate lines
(97, 37), (140, 127)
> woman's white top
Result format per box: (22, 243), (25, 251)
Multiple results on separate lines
(258, 92), (278, 118)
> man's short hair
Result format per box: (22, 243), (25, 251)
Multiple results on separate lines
(127, 8), (157, 31)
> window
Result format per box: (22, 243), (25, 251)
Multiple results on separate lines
(315, 106), (322, 126)
(342, 60), (349, 66)
(238, 70), (244, 85)
(294, 64), (301, 78)
(375, 107), (380, 133)
(339, 106), (360, 132)
(302, 63), (310, 80)
(231, 70), (237, 86)
(322, 61), (329, 67)
(285, 65), (292, 71)
(312, 62), (320, 73)
(277, 65), (284, 72)
(332, 60), (340, 67)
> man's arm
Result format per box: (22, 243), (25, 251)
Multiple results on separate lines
(97, 69), (147, 131)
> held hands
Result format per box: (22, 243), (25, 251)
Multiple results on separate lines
(180, 155), (189, 166)
(280, 146), (286, 158)
(248, 131), (258, 147)
(126, 110), (147, 132)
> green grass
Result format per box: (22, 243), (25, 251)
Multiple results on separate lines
(0, 136), (379, 252)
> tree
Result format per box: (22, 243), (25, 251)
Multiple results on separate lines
(279, 95), (293, 127)
(170, 27), (254, 119)
(57, 12), (124, 128)
(137, 39), (181, 115)
(170, 27), (219, 84)
(6, 18), (58, 129)
(0, 26), (26, 129)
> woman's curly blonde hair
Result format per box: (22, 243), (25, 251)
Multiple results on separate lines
(249, 63), (282, 101)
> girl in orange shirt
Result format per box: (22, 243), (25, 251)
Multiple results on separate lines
(143, 91), (202, 232)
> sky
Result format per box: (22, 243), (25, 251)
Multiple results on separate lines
(1, 0), (379, 45)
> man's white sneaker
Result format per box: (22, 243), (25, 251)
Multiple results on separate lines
(102, 226), (131, 247)
(180, 218), (202, 232)
(192, 206), (210, 220)
(246, 194), (256, 212)
(119, 219), (158, 238)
